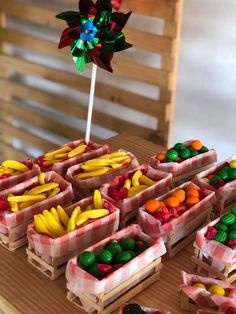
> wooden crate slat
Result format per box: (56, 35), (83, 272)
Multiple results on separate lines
(0, 53), (166, 117)
(0, 78), (155, 139)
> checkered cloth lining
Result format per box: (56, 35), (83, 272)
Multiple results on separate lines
(35, 139), (110, 176)
(197, 310), (224, 314)
(195, 214), (236, 265)
(100, 164), (172, 224)
(194, 155), (236, 215)
(66, 150), (139, 199)
(119, 304), (170, 314)
(27, 197), (119, 263)
(0, 161), (40, 191)
(179, 271), (236, 311)
(138, 181), (216, 242)
(66, 224), (166, 298)
(150, 140), (217, 177)
(0, 171), (74, 229)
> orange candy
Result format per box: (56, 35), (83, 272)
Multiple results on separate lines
(164, 196), (180, 208)
(156, 152), (166, 162)
(172, 189), (186, 203)
(191, 140), (203, 151)
(146, 199), (161, 213)
(186, 189), (199, 198)
(186, 183), (198, 191)
(186, 196), (199, 207)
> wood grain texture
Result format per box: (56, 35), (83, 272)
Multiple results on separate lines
(0, 135), (199, 314)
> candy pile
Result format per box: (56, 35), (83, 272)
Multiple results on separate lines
(0, 173), (59, 213)
(192, 282), (226, 296)
(156, 140), (208, 163)
(205, 204), (236, 246)
(203, 160), (236, 189)
(37, 142), (94, 167)
(0, 160), (32, 180)
(78, 236), (149, 279)
(145, 183), (205, 224)
(108, 169), (155, 201)
(34, 190), (109, 238)
(74, 152), (131, 180)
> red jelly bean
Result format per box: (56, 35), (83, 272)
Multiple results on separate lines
(205, 226), (218, 240)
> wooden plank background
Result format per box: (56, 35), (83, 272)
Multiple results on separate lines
(0, 0), (183, 160)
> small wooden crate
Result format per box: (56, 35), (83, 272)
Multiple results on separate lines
(166, 206), (212, 258)
(180, 291), (220, 312)
(192, 245), (236, 284)
(0, 220), (30, 251)
(26, 245), (68, 280)
(67, 257), (162, 314)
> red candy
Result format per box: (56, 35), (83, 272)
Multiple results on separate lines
(205, 226), (218, 240)
(226, 307), (236, 314)
(0, 198), (10, 212)
(228, 239), (236, 247)
(98, 264), (113, 276)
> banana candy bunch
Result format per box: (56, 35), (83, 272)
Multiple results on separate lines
(34, 190), (109, 238)
(109, 170), (155, 201)
(38, 142), (89, 167)
(74, 151), (131, 180)
(6, 173), (60, 212)
(0, 160), (31, 179)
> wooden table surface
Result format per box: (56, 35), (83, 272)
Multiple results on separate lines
(0, 134), (196, 314)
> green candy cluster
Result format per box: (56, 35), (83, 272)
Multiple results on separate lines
(214, 204), (236, 244)
(77, 237), (149, 279)
(209, 164), (236, 187)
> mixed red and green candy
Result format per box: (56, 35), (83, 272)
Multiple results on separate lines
(78, 237), (149, 279)
(205, 203), (236, 246)
(203, 160), (236, 189)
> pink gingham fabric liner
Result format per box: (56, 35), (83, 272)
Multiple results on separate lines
(0, 171), (74, 229)
(35, 139), (110, 176)
(27, 197), (119, 264)
(66, 224), (166, 296)
(150, 140), (217, 177)
(101, 164), (172, 225)
(194, 155), (236, 215)
(197, 310), (224, 314)
(195, 215), (236, 265)
(138, 182), (216, 241)
(179, 271), (236, 311)
(66, 150), (139, 198)
(119, 304), (170, 314)
(0, 160), (40, 191)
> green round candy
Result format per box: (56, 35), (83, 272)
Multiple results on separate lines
(199, 146), (209, 153)
(127, 250), (136, 258)
(210, 175), (221, 185)
(214, 231), (228, 243)
(228, 168), (236, 180)
(221, 213), (236, 225)
(115, 251), (133, 264)
(106, 240), (123, 256)
(120, 237), (135, 251)
(166, 149), (178, 161)
(229, 230), (236, 240)
(231, 203), (236, 216)
(88, 263), (100, 278)
(189, 148), (199, 157)
(179, 148), (190, 159)
(78, 251), (96, 269)
(215, 223), (228, 232)
(174, 143), (185, 151)
(218, 169), (230, 182)
(229, 223), (236, 231)
(96, 249), (113, 264)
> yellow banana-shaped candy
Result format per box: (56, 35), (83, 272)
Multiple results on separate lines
(43, 160), (63, 166)
(67, 206), (81, 232)
(50, 207), (61, 224)
(27, 183), (59, 195)
(139, 175), (155, 186)
(128, 185), (149, 198)
(38, 172), (45, 185)
(76, 217), (88, 227)
(110, 163), (123, 169)
(81, 165), (105, 172)
(54, 153), (68, 159)
(124, 179), (131, 190)
(74, 167), (109, 180)
(111, 156), (130, 163)
(68, 144), (87, 158)
(43, 210), (66, 237)
(19, 200), (37, 210)
(34, 215), (52, 237)
(84, 158), (115, 167)
(2, 160), (29, 172)
(38, 214), (57, 238)
(98, 152), (127, 159)
(0, 168), (15, 175)
(10, 201), (19, 212)
(8, 194), (46, 203)
(57, 205), (70, 228)
(77, 209), (109, 220)
(131, 170), (143, 186)
(93, 189), (103, 209)
(44, 146), (71, 158)
(48, 187), (60, 197)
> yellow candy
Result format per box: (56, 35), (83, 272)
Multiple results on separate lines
(208, 284), (225, 296)
(192, 283), (207, 290)
(230, 160), (236, 169)
(77, 209), (109, 220)
(203, 177), (210, 184)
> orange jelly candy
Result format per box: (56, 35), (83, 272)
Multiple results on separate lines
(146, 199), (161, 213)
(165, 196), (180, 208)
